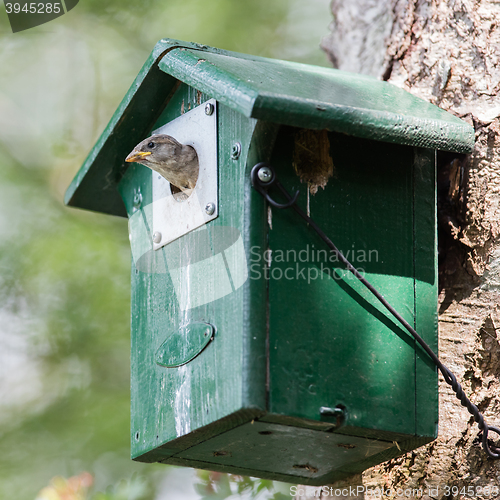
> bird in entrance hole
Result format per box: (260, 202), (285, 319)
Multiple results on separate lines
(125, 135), (199, 196)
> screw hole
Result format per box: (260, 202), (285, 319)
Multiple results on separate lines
(213, 450), (231, 457)
(337, 443), (356, 449)
(135, 432), (140, 442)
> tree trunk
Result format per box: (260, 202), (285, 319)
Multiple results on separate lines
(313, 0), (500, 497)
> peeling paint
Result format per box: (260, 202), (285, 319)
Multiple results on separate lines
(174, 365), (191, 437)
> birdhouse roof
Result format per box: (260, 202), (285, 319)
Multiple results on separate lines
(65, 38), (474, 217)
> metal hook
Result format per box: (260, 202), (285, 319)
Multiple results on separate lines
(251, 163), (300, 209)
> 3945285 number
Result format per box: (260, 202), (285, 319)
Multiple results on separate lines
(5, 3), (62, 14)
(443, 485), (500, 497)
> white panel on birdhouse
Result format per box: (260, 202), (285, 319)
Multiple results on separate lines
(150, 98), (218, 250)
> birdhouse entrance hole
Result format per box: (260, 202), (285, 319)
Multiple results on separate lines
(170, 182), (191, 202)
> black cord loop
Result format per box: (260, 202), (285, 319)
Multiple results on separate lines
(251, 162), (500, 459)
(251, 162), (300, 209)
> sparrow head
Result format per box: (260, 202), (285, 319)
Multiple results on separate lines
(125, 134), (199, 193)
(125, 134), (185, 169)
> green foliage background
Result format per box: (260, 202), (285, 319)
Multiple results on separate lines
(0, 1), (330, 498)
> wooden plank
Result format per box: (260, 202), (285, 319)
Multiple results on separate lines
(413, 148), (439, 437)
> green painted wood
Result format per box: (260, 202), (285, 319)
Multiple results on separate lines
(138, 409), (266, 464)
(173, 420), (393, 481)
(159, 48), (474, 154)
(115, 88), (439, 480)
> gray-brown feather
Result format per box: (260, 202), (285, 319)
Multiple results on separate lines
(127, 134), (199, 194)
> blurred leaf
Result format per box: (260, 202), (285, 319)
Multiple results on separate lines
(256, 479), (275, 493)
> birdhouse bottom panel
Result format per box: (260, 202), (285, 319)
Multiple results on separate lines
(159, 418), (431, 485)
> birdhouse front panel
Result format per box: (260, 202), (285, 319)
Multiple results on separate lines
(65, 39), (474, 485)
(118, 82), (270, 464)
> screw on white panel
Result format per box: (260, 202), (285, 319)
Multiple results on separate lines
(205, 103), (214, 115)
(205, 202), (216, 216)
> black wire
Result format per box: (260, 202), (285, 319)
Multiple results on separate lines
(251, 162), (500, 459)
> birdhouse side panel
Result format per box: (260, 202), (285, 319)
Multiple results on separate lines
(266, 128), (437, 439)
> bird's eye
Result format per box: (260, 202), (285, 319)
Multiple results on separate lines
(147, 142), (155, 149)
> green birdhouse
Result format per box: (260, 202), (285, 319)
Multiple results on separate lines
(65, 39), (474, 485)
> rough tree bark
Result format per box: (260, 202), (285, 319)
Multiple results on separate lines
(307, 1), (500, 498)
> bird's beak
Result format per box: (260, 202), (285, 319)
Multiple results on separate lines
(125, 150), (152, 163)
